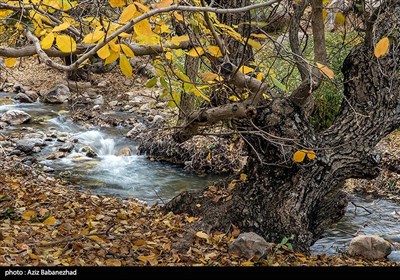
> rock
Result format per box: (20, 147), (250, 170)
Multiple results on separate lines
(24, 91), (39, 102)
(13, 83), (23, 92)
(93, 95), (104, 105)
(228, 232), (273, 259)
(1, 110), (31, 125)
(32, 146), (41, 153)
(92, 105), (101, 111)
(109, 100), (118, 107)
(86, 88), (98, 99)
(139, 103), (151, 112)
(152, 115), (165, 126)
(80, 146), (97, 158)
(126, 123), (147, 138)
(46, 152), (66, 160)
(117, 146), (132, 156)
(0, 121), (8, 129)
(16, 138), (44, 154)
(348, 235), (392, 260)
(0, 97), (14, 105)
(14, 93), (33, 103)
(97, 81), (108, 87)
(58, 142), (74, 152)
(42, 166), (55, 172)
(43, 84), (71, 103)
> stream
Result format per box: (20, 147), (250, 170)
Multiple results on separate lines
(1, 91), (400, 261)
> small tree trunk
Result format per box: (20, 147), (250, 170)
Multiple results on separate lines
(178, 56), (200, 123)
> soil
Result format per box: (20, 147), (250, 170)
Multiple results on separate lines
(0, 57), (399, 266)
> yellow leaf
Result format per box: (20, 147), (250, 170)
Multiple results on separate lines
(187, 217), (195, 223)
(105, 259), (122, 266)
(206, 152), (211, 160)
(173, 11), (183, 22)
(88, 235), (104, 242)
(160, 24), (170, 34)
(196, 231), (209, 240)
(119, 4), (137, 23)
(121, 44), (135, 58)
(246, 38), (262, 50)
(52, 21), (70, 32)
(119, 54), (133, 78)
(335, 12), (345, 25)
(240, 173), (247, 181)
(137, 254), (157, 262)
(55, 34), (76, 53)
(97, 44), (111, 59)
(22, 211), (36, 220)
(171, 35), (189, 46)
(109, 39), (119, 52)
(239, 65), (254, 74)
(374, 37), (390, 58)
(193, 88), (210, 102)
(256, 73), (264, 81)
(322, 9), (327, 21)
(4, 57), (17, 68)
(306, 150), (317, 160)
(316, 62), (334, 79)
(134, 2), (150, 12)
(208, 45), (222, 57)
(41, 32), (55, 49)
(251, 33), (267, 39)
(82, 29), (105, 44)
(135, 19), (153, 37)
(43, 216), (56, 225)
(105, 49), (120, 65)
(228, 95), (240, 102)
(156, 0), (173, 8)
(187, 47), (204, 57)
(242, 260), (254, 266)
(200, 72), (219, 82)
(293, 150), (306, 163)
(165, 52), (173, 60)
(109, 0), (126, 8)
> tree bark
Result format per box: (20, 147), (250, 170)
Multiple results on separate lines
(166, 0), (400, 252)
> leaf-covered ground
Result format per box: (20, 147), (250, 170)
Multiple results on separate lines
(0, 158), (396, 267)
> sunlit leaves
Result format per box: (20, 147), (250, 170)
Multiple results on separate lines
(208, 46), (222, 57)
(52, 21), (70, 32)
(246, 38), (262, 50)
(239, 65), (254, 74)
(55, 34), (76, 53)
(271, 76), (286, 92)
(335, 12), (345, 25)
(109, 0), (126, 8)
(316, 62), (334, 79)
(196, 231), (210, 240)
(173, 11), (184, 21)
(22, 210), (36, 220)
(374, 37), (390, 58)
(97, 44), (111, 59)
(41, 32), (55, 49)
(105, 259), (122, 266)
(145, 78), (157, 88)
(43, 216), (57, 225)
(105, 50), (120, 65)
(156, 0), (173, 8)
(293, 150), (317, 163)
(82, 28), (105, 44)
(134, 2), (150, 12)
(120, 44), (135, 58)
(171, 35), (189, 46)
(187, 47), (204, 57)
(119, 54), (133, 78)
(200, 72), (220, 82)
(119, 4), (138, 23)
(4, 57), (17, 68)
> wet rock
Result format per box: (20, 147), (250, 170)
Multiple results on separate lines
(93, 95), (104, 105)
(42, 84), (71, 103)
(46, 152), (66, 160)
(24, 91), (39, 102)
(348, 235), (392, 260)
(80, 146), (97, 158)
(14, 93), (34, 103)
(126, 123), (147, 138)
(92, 105), (101, 111)
(59, 142), (74, 152)
(13, 83), (24, 93)
(1, 110), (31, 125)
(16, 139), (43, 154)
(32, 146), (41, 153)
(0, 121), (7, 129)
(117, 146), (132, 156)
(229, 232), (273, 259)
(42, 166), (55, 172)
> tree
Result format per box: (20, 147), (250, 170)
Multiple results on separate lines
(0, 0), (398, 252)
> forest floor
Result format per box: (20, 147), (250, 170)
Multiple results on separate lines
(0, 58), (399, 266)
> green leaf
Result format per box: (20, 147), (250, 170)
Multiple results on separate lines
(160, 77), (168, 88)
(145, 78), (157, 88)
(271, 76), (286, 92)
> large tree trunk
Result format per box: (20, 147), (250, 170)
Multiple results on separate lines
(166, 0), (400, 252)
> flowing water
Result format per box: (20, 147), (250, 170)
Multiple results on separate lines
(1, 91), (400, 260)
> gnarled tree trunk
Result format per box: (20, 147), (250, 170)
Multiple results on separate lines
(166, 0), (400, 252)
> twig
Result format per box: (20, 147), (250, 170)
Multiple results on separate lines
(351, 201), (373, 215)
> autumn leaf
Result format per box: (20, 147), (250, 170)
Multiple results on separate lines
(187, 47), (205, 57)
(240, 173), (247, 181)
(55, 34), (76, 53)
(43, 216), (56, 225)
(4, 57), (17, 68)
(246, 38), (262, 50)
(134, 19), (153, 37)
(208, 45), (222, 57)
(251, 33), (267, 39)
(316, 62), (334, 79)
(52, 21), (70, 32)
(40, 32), (55, 50)
(374, 37), (390, 58)
(105, 259), (122, 266)
(82, 29), (105, 44)
(239, 65), (254, 74)
(156, 0), (173, 9)
(335, 12), (345, 25)
(200, 72), (219, 82)
(173, 11), (184, 21)
(171, 35), (189, 46)
(120, 44), (135, 58)
(307, 150), (317, 160)
(97, 44), (111, 59)
(196, 231), (209, 240)
(22, 210), (36, 220)
(105, 49), (119, 65)
(109, 0), (126, 8)
(293, 150), (306, 163)
(119, 4), (137, 23)
(134, 2), (150, 12)
(119, 54), (133, 78)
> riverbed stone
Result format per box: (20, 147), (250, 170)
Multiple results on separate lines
(348, 235), (392, 260)
(0, 97), (14, 105)
(109, 100), (118, 107)
(24, 90), (39, 102)
(229, 232), (273, 259)
(1, 110), (31, 125)
(43, 84), (71, 103)
(16, 137), (44, 154)
(59, 142), (74, 152)
(117, 146), (132, 156)
(80, 146), (97, 158)
(14, 92), (34, 103)
(93, 95), (104, 105)
(47, 152), (66, 160)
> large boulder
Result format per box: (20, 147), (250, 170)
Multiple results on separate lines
(229, 232), (273, 259)
(14, 93), (34, 103)
(348, 235), (392, 260)
(1, 110), (31, 125)
(42, 84), (71, 103)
